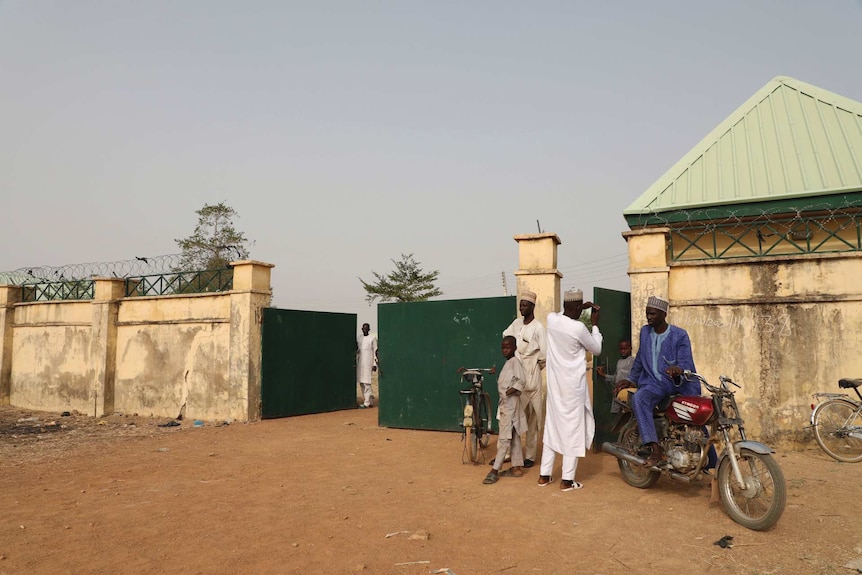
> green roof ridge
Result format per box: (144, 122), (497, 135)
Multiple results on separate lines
(625, 76), (862, 217)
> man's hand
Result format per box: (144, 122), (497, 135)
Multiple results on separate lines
(583, 302), (600, 326)
(537, 359), (546, 370)
(665, 365), (683, 378)
(596, 365), (607, 377)
(505, 387), (522, 397)
(489, 366), (497, 375)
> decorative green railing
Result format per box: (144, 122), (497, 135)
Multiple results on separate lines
(669, 210), (862, 261)
(125, 268), (234, 297)
(21, 280), (96, 302)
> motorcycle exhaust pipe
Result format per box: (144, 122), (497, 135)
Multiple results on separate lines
(602, 441), (645, 466)
(601, 442), (693, 483)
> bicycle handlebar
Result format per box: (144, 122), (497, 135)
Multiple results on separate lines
(457, 367), (496, 375)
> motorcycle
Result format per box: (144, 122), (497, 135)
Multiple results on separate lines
(601, 371), (786, 531)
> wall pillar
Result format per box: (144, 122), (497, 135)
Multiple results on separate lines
(90, 278), (125, 416)
(228, 260), (274, 421)
(623, 227), (670, 349)
(0, 286), (22, 406)
(512, 233), (563, 326)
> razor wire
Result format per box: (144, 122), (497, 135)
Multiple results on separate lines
(0, 253), (192, 285)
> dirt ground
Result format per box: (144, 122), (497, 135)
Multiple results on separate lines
(1, 394), (861, 575)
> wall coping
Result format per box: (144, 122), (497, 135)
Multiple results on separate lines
(622, 227), (670, 239)
(230, 260), (275, 268)
(513, 232), (561, 244)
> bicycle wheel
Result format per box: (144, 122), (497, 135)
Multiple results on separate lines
(718, 449), (786, 531)
(812, 399), (862, 463)
(464, 423), (478, 462)
(478, 392), (493, 448)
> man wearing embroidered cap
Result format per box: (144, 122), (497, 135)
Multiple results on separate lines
(502, 290), (546, 468)
(617, 295), (698, 467)
(537, 287), (602, 492)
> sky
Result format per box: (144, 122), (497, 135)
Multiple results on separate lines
(1, 1), (860, 329)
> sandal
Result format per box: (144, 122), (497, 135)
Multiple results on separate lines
(499, 467), (524, 478)
(642, 443), (665, 468)
(537, 475), (554, 487)
(560, 480), (583, 492)
(483, 472), (499, 485)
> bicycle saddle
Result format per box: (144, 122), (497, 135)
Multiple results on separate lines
(839, 378), (862, 389)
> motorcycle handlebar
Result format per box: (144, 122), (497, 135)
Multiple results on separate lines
(682, 370), (741, 391)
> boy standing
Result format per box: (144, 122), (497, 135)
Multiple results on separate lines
(484, 336), (528, 484)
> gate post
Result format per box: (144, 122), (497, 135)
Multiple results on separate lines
(229, 260), (274, 421)
(0, 285), (22, 406)
(513, 233), (562, 325)
(622, 227), (670, 348)
(90, 278), (124, 416)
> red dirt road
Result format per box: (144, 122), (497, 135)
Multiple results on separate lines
(1, 405), (860, 575)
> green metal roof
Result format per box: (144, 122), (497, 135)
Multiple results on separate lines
(625, 76), (862, 219)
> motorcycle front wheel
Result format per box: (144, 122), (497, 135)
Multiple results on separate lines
(617, 421), (660, 488)
(717, 449), (786, 531)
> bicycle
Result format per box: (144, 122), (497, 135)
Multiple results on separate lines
(810, 378), (862, 463)
(456, 367), (495, 463)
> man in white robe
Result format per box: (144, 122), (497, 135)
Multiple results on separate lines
(502, 290), (546, 468)
(357, 323), (378, 408)
(538, 288), (602, 491)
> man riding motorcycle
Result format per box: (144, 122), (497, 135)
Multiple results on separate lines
(614, 295), (699, 467)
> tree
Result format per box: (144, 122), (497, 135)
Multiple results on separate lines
(175, 202), (251, 271)
(360, 253), (443, 305)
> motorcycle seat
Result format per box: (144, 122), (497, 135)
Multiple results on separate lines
(839, 378), (862, 389)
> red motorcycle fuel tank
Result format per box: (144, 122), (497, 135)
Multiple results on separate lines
(666, 396), (714, 426)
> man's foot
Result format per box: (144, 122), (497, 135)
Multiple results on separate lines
(499, 467), (524, 478)
(537, 475), (554, 487)
(642, 442), (665, 467)
(560, 480), (583, 492)
(523, 459), (535, 468)
(483, 471), (499, 485)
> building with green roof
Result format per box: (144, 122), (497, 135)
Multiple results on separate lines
(622, 76), (862, 446)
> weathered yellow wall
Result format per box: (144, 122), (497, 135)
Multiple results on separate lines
(626, 226), (862, 447)
(10, 302), (94, 413)
(670, 254), (862, 444)
(114, 295), (234, 420)
(0, 261), (273, 421)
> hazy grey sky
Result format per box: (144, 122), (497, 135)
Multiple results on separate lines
(2, 1), (860, 328)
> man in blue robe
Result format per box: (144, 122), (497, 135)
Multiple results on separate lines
(616, 295), (698, 467)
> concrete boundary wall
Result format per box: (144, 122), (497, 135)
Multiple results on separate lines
(0, 261), (273, 421)
(625, 227), (862, 447)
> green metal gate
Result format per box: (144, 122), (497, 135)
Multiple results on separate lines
(591, 287), (631, 449)
(260, 308), (357, 418)
(378, 296), (516, 431)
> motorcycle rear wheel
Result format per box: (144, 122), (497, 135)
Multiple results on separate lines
(617, 422), (660, 489)
(717, 449), (786, 531)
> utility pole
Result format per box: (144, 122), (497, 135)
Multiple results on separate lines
(501, 272), (509, 296)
